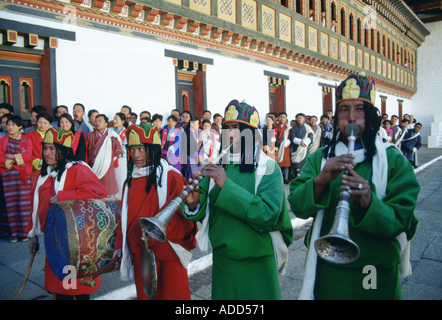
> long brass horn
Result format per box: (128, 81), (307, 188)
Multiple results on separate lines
(139, 143), (233, 242)
(314, 123), (361, 264)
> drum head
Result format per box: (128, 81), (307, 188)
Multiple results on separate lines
(141, 247), (157, 300)
(45, 202), (72, 280)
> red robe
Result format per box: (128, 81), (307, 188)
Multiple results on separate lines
(115, 169), (197, 300)
(86, 129), (122, 196)
(0, 134), (33, 179)
(25, 163), (107, 296)
(275, 123), (291, 167)
(27, 130), (44, 187)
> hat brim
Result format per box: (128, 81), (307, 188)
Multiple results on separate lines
(336, 97), (375, 106)
(223, 119), (258, 128)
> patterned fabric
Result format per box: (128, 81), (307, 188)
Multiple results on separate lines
(86, 130), (122, 196)
(44, 127), (74, 148)
(127, 123), (160, 146)
(0, 178), (10, 238)
(336, 73), (376, 106)
(45, 199), (121, 280)
(223, 99), (260, 128)
(2, 138), (31, 239)
(160, 127), (182, 172)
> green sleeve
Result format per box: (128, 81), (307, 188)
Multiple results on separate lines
(214, 161), (286, 233)
(353, 148), (420, 240)
(288, 148), (332, 219)
(181, 175), (210, 222)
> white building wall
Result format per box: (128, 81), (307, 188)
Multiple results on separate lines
(411, 20), (442, 145)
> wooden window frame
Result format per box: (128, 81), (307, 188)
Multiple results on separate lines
(0, 75), (13, 105)
(19, 77), (34, 116)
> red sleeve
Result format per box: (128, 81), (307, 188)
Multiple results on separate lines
(21, 136), (33, 162)
(28, 132), (38, 162)
(111, 137), (122, 157)
(0, 136), (6, 168)
(57, 164), (107, 201)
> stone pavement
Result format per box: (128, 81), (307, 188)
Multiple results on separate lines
(0, 146), (441, 300)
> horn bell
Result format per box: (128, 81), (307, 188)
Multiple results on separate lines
(139, 197), (182, 242)
(314, 234), (360, 264)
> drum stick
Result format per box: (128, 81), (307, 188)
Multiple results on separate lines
(12, 253), (35, 300)
(79, 255), (120, 287)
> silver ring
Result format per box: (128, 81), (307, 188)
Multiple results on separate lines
(358, 183), (363, 190)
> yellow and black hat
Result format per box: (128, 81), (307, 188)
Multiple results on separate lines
(43, 127), (74, 148)
(336, 72), (376, 106)
(126, 123), (161, 147)
(223, 99), (260, 128)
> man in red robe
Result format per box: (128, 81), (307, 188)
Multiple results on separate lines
(114, 123), (197, 300)
(26, 127), (107, 300)
(275, 112), (292, 183)
(86, 114), (122, 197)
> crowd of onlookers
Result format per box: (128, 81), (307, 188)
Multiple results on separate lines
(0, 101), (422, 243)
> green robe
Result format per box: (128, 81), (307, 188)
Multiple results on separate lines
(183, 156), (293, 300)
(288, 146), (419, 300)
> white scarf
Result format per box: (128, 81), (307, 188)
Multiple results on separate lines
(91, 128), (122, 179)
(291, 123), (314, 164)
(27, 161), (91, 238)
(308, 124), (322, 155)
(395, 128), (408, 146)
(298, 135), (410, 300)
(402, 131), (420, 142)
(119, 158), (192, 281)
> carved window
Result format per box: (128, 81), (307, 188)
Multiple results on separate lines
(19, 77), (33, 115)
(0, 76), (12, 104)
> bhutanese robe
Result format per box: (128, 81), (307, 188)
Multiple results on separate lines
(86, 129), (122, 196)
(25, 162), (107, 296)
(160, 126), (182, 172)
(115, 162), (197, 300)
(262, 127), (280, 162)
(27, 129), (45, 187)
(0, 134), (32, 239)
(275, 123), (291, 167)
(182, 152), (293, 300)
(401, 129), (422, 166)
(288, 145), (420, 300)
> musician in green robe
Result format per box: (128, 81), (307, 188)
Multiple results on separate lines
(288, 73), (420, 300)
(182, 99), (293, 300)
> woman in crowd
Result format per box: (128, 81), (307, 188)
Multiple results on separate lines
(28, 112), (53, 186)
(58, 113), (87, 162)
(160, 115), (182, 172)
(113, 112), (127, 199)
(200, 119), (220, 164)
(182, 116), (202, 181)
(0, 114), (12, 238)
(1, 114), (11, 137)
(0, 115), (33, 242)
(180, 111), (191, 131)
(262, 115), (279, 161)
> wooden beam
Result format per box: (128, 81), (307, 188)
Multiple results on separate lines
(409, 0), (442, 12)
(420, 15), (442, 23)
